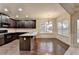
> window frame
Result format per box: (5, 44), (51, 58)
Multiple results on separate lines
(40, 20), (53, 33)
(57, 19), (69, 37)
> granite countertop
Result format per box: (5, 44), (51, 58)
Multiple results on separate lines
(0, 32), (27, 35)
(19, 32), (37, 36)
(0, 33), (8, 35)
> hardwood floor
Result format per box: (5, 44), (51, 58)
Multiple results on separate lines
(36, 38), (69, 55)
(0, 40), (19, 55)
(0, 38), (69, 55)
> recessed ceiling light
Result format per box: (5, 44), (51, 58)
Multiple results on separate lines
(4, 8), (8, 11)
(16, 15), (19, 18)
(26, 15), (28, 18)
(18, 8), (22, 11)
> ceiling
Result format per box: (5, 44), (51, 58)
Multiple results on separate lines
(74, 3), (79, 8)
(73, 3), (79, 12)
(57, 3), (79, 15)
(0, 3), (67, 19)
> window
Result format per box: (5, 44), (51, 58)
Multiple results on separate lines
(57, 20), (69, 37)
(40, 21), (53, 33)
(77, 20), (79, 43)
(58, 21), (63, 34)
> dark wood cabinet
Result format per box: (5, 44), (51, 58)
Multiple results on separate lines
(0, 13), (36, 28)
(16, 20), (36, 28)
(1, 15), (8, 23)
(16, 20), (25, 28)
(0, 35), (4, 45)
(0, 14), (16, 28)
(20, 36), (32, 51)
(8, 19), (16, 28)
(0, 16), (1, 27)
(0, 15), (10, 28)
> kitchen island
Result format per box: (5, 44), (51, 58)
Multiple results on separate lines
(19, 32), (37, 54)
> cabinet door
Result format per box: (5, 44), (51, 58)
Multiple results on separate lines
(0, 16), (1, 27)
(0, 35), (4, 45)
(17, 21), (21, 28)
(16, 20), (36, 28)
(21, 21), (25, 28)
(17, 20), (25, 28)
(20, 37), (31, 51)
(1, 15), (10, 28)
(2, 15), (8, 23)
(0, 16), (1, 22)
(24, 20), (36, 28)
(13, 20), (16, 28)
(7, 18), (16, 28)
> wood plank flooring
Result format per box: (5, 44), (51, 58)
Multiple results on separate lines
(0, 38), (69, 55)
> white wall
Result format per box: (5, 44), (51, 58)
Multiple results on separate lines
(72, 12), (79, 47)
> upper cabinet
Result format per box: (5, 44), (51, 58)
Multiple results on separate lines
(0, 16), (1, 22)
(0, 13), (36, 28)
(0, 14), (10, 28)
(0, 14), (16, 28)
(8, 18), (16, 28)
(16, 20), (24, 28)
(16, 20), (36, 28)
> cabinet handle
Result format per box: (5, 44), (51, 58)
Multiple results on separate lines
(24, 38), (26, 40)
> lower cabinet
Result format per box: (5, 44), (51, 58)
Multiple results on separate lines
(4, 34), (15, 44)
(20, 36), (33, 51)
(0, 35), (4, 45)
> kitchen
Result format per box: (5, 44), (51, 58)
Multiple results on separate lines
(0, 3), (70, 55)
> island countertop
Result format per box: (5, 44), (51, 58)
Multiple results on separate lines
(19, 32), (37, 36)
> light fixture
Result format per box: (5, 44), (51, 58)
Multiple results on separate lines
(16, 15), (19, 18)
(4, 8), (8, 11)
(18, 8), (22, 11)
(6, 16), (9, 19)
(26, 15), (28, 18)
